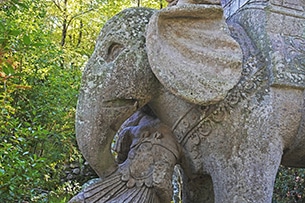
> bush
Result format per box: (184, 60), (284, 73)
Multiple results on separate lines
(273, 166), (305, 203)
(0, 0), (84, 201)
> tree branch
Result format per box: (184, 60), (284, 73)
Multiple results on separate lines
(51, 0), (62, 11)
(66, 8), (94, 28)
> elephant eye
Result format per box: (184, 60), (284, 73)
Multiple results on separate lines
(106, 43), (124, 62)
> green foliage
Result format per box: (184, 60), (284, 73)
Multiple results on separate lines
(0, 0), (82, 201)
(0, 0), (167, 201)
(273, 166), (305, 203)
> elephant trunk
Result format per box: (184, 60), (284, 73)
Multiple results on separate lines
(76, 91), (139, 178)
(75, 54), (146, 178)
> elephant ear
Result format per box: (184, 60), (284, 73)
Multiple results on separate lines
(146, 4), (243, 105)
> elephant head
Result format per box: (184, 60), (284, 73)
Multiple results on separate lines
(77, 0), (245, 175)
(75, 8), (159, 178)
(76, 4), (243, 179)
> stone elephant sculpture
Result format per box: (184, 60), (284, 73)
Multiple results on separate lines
(71, 0), (305, 202)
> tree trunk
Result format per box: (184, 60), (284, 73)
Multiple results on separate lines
(60, 0), (68, 47)
(76, 20), (83, 47)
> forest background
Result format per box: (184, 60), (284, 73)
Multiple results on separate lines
(0, 0), (304, 202)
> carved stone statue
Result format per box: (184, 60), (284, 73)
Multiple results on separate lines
(71, 0), (305, 202)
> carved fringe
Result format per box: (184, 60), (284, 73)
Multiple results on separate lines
(82, 174), (160, 203)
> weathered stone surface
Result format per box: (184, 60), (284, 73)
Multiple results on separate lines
(221, 0), (251, 18)
(177, 0), (221, 5)
(266, 3), (305, 88)
(61, 161), (97, 184)
(146, 4), (243, 105)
